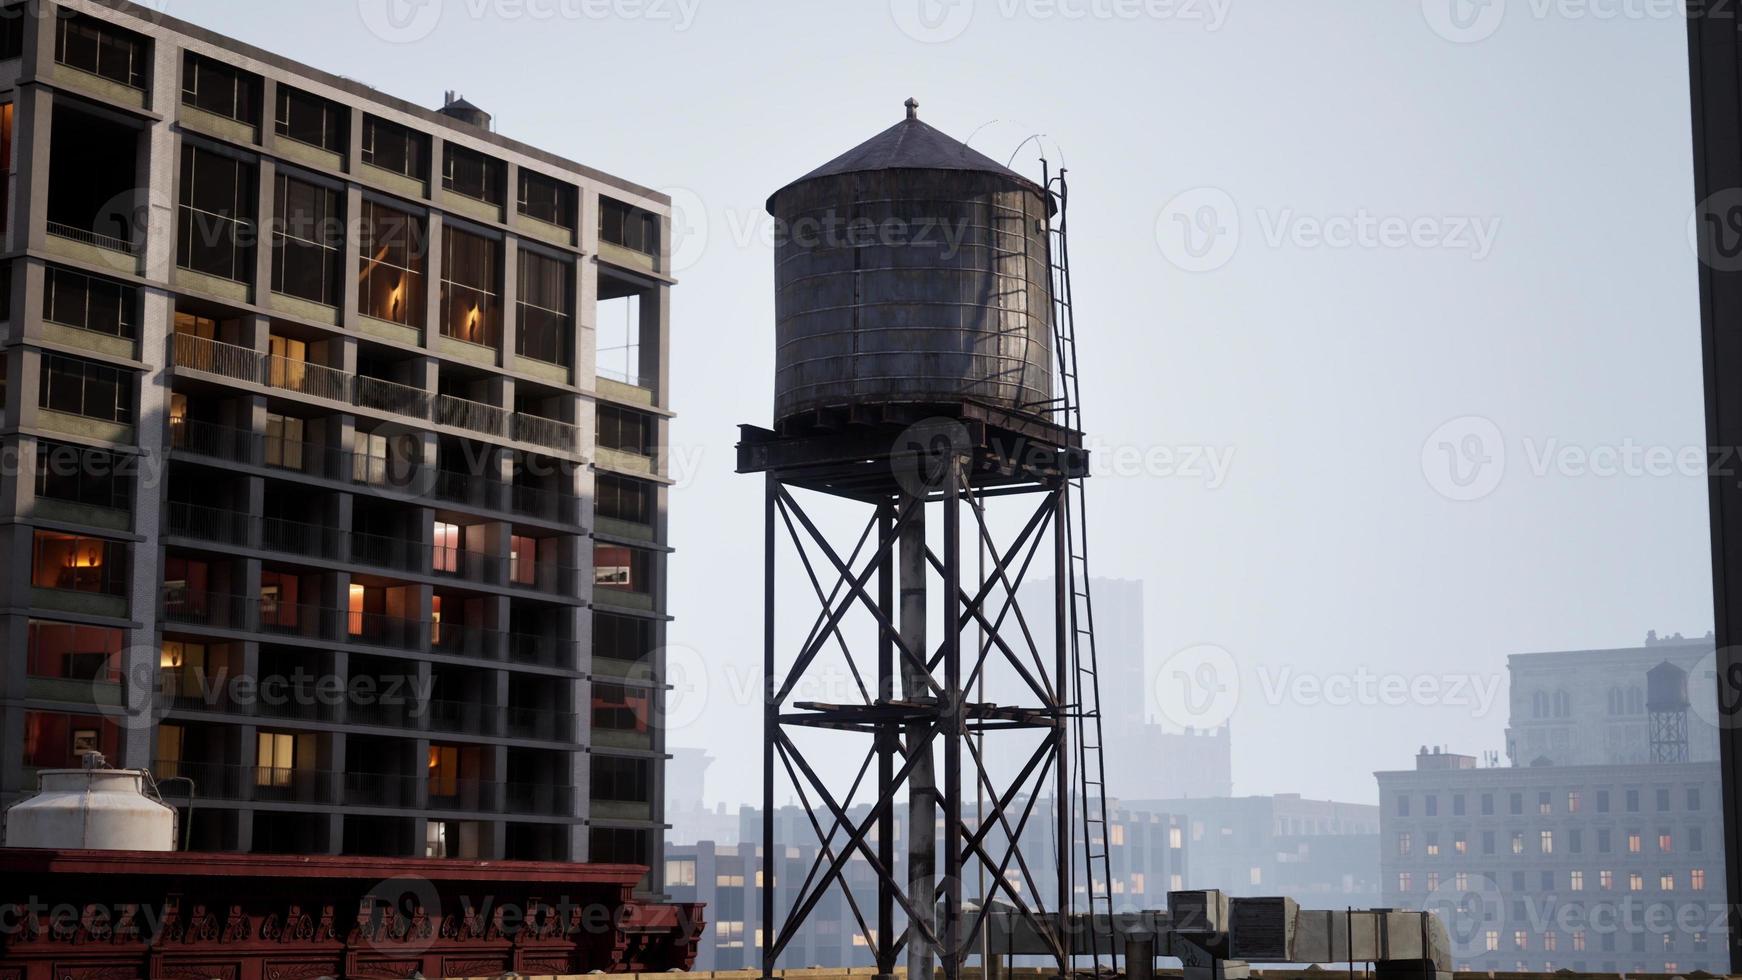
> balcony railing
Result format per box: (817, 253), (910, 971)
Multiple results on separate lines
(168, 334), (581, 454)
(351, 530), (426, 574)
(506, 706), (577, 742)
(512, 414), (578, 453)
(507, 632), (573, 668)
(428, 699), (501, 737)
(174, 333), (260, 384)
(436, 394), (507, 438)
(262, 515), (339, 559)
(165, 500), (253, 547)
(169, 417), (257, 465)
(268, 355), (349, 402)
(431, 622), (499, 659)
(48, 221), (136, 255)
(354, 375), (431, 417)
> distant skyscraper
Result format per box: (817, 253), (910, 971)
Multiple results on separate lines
(1019, 577), (1233, 800)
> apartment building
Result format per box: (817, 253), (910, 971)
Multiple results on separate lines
(0, 0), (674, 881)
(1377, 646), (1729, 974)
(1377, 749), (1726, 974)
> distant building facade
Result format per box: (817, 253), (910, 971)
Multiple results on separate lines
(1378, 640), (1728, 974)
(1133, 793), (1381, 906)
(1505, 633), (1719, 767)
(668, 799), (1190, 970)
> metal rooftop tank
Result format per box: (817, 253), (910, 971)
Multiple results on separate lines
(765, 99), (1055, 426)
(3, 757), (177, 851)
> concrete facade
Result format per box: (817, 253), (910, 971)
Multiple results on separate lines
(0, 0), (673, 885)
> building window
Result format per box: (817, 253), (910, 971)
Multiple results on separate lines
(55, 14), (147, 89)
(177, 144), (256, 282)
(26, 621), (122, 683)
(443, 143), (503, 205)
(1656, 788), (1671, 811)
(595, 543), (654, 595)
(1509, 792), (1522, 815)
(599, 196), (659, 256)
(516, 248), (572, 365)
(39, 354), (132, 424)
(1596, 789), (1610, 812)
(24, 711), (117, 768)
(509, 534), (539, 586)
(1540, 830), (1553, 854)
(1570, 870), (1584, 891)
(1538, 792), (1551, 815)
(361, 115), (425, 179)
(273, 174), (342, 305)
(31, 531), (127, 595)
(432, 522), (462, 574)
(358, 200), (426, 326)
(1481, 793), (1494, 816)
(594, 612), (654, 666)
(1627, 832), (1641, 854)
(1452, 793), (1465, 816)
(1425, 794), (1437, 817)
(1626, 789), (1639, 812)
(598, 405), (654, 456)
(592, 682), (650, 733)
(276, 85), (344, 152)
(666, 859), (697, 887)
(0, 6), (26, 60)
(1568, 790), (1581, 813)
(1511, 832), (1524, 855)
(43, 265), (137, 337)
(1628, 872), (1644, 892)
(591, 755), (652, 803)
(182, 53), (259, 125)
(1484, 931), (1499, 952)
(518, 169), (575, 230)
(440, 226), (501, 348)
(1659, 831), (1673, 852)
(1599, 870), (1613, 890)
(597, 473), (655, 526)
(1397, 832), (1412, 856)
(590, 827), (650, 865)
(1660, 874), (1676, 891)
(36, 441), (129, 511)
(1688, 787), (1702, 810)
(1692, 869), (1706, 891)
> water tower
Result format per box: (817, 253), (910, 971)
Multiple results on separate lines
(738, 100), (1113, 980)
(1648, 660), (1692, 763)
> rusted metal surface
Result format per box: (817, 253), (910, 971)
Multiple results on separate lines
(768, 149), (1056, 426)
(0, 848), (703, 980)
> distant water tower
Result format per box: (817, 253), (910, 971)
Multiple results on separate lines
(1648, 660), (1692, 763)
(739, 99), (1111, 980)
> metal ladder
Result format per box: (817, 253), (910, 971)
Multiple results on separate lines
(1042, 162), (1116, 975)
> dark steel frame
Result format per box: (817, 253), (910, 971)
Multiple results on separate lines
(738, 407), (1089, 980)
(1688, 6), (1742, 971)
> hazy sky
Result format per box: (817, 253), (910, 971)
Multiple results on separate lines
(165, 0), (1712, 806)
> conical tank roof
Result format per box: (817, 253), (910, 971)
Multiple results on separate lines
(766, 98), (1047, 213)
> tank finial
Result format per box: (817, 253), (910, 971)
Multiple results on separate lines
(905, 97), (919, 121)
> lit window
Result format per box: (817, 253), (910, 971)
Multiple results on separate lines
(1569, 870), (1584, 891)
(433, 522), (461, 574)
(1692, 869), (1707, 891)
